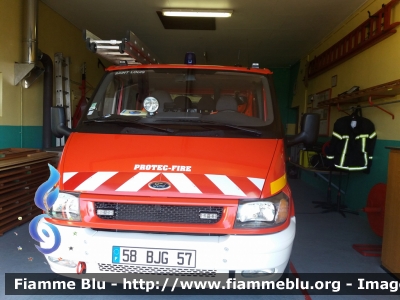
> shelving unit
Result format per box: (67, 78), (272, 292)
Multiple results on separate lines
(317, 79), (400, 119)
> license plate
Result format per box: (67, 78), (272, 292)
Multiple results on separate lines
(112, 246), (196, 268)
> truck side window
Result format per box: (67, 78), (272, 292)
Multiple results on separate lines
(121, 85), (138, 111)
(99, 79), (118, 116)
(103, 97), (116, 115)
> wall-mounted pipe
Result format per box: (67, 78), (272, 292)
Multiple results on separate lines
(15, 0), (44, 87)
(16, 0), (53, 148)
(22, 0), (38, 64)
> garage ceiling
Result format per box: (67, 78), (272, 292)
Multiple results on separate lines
(41, 0), (369, 68)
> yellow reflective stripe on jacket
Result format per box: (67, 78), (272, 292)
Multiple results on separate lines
(330, 127), (375, 171)
(332, 132), (349, 140)
(332, 131), (342, 139)
(355, 134), (369, 139)
(340, 138), (349, 166)
(335, 165), (367, 171)
(361, 137), (368, 166)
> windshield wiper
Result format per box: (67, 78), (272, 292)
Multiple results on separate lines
(178, 119), (262, 136)
(83, 116), (176, 133)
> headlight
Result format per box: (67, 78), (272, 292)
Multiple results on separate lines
(48, 192), (81, 221)
(234, 192), (289, 228)
(143, 96), (159, 113)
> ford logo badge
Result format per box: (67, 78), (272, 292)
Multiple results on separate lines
(148, 181), (171, 190)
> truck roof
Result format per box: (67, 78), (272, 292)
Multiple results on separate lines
(106, 64), (273, 75)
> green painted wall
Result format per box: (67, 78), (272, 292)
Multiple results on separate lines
(270, 68), (291, 128)
(272, 64), (300, 136)
(0, 126), (42, 149)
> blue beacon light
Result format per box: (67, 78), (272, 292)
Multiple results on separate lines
(184, 52), (196, 65)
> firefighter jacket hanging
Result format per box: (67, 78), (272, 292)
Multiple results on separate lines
(325, 111), (376, 173)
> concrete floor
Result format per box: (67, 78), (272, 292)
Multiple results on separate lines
(0, 177), (396, 300)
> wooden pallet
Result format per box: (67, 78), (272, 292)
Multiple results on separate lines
(0, 148), (59, 236)
(0, 206), (42, 236)
(0, 148), (41, 160)
(0, 152), (58, 169)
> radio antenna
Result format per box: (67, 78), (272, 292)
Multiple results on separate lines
(235, 50), (241, 67)
(247, 39), (250, 68)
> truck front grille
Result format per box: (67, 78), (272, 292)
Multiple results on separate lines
(98, 263), (216, 277)
(94, 202), (224, 224)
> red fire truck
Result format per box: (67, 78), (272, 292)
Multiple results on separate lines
(45, 31), (318, 282)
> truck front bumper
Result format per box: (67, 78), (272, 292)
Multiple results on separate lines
(39, 216), (295, 280)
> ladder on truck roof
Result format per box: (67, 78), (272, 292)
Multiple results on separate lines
(83, 29), (160, 65)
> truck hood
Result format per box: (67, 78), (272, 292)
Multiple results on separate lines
(60, 133), (279, 199)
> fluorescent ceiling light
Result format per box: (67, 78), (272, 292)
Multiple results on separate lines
(162, 9), (233, 18)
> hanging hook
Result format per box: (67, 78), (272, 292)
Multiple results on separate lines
(368, 96), (395, 119)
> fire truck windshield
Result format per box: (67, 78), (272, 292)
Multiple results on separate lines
(78, 68), (283, 138)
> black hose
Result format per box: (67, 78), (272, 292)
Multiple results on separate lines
(39, 52), (53, 149)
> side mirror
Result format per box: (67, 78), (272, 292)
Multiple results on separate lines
(51, 106), (72, 138)
(286, 113), (320, 147)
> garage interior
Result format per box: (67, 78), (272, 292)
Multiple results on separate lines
(1, 0), (400, 299)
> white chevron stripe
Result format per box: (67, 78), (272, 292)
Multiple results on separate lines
(205, 174), (246, 197)
(63, 172), (78, 183)
(163, 173), (202, 194)
(248, 177), (265, 191)
(116, 172), (160, 192)
(74, 172), (118, 191)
